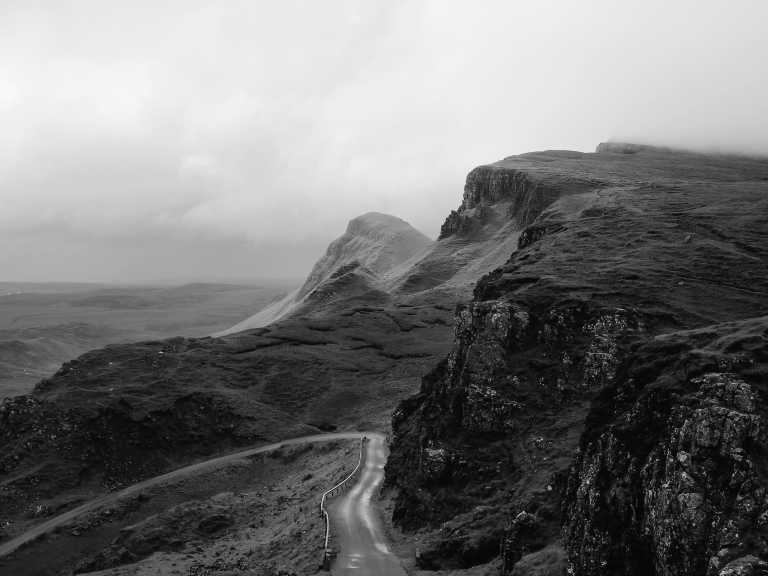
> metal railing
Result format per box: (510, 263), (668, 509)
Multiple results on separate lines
(319, 436), (367, 570)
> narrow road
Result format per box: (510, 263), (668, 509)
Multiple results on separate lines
(0, 431), (372, 559)
(328, 434), (407, 576)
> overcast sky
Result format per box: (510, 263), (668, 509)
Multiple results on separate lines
(1, 0), (766, 283)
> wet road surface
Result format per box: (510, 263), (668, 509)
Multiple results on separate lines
(328, 435), (407, 576)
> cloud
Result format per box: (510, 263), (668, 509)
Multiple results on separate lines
(0, 0), (767, 282)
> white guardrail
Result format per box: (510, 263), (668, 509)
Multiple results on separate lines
(319, 435), (367, 570)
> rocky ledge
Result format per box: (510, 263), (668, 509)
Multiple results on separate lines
(566, 318), (768, 576)
(386, 144), (768, 575)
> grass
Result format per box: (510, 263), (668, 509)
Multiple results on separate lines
(0, 439), (359, 576)
(0, 282), (294, 400)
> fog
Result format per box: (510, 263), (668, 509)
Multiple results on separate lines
(1, 0), (766, 283)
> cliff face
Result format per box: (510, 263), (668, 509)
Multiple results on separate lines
(565, 319), (768, 576)
(438, 163), (594, 240)
(386, 144), (768, 574)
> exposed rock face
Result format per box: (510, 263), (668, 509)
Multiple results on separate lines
(439, 165), (592, 240)
(3, 143), (768, 576)
(386, 144), (768, 575)
(225, 159), (599, 336)
(565, 322), (768, 576)
(386, 289), (642, 559)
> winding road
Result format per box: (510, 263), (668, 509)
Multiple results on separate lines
(0, 431), (386, 560)
(328, 434), (407, 575)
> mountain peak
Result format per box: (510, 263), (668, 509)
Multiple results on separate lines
(346, 212), (429, 239)
(215, 212), (432, 334)
(302, 212), (431, 296)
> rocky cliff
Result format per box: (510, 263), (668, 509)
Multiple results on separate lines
(565, 318), (768, 576)
(439, 162), (593, 240)
(385, 144), (768, 575)
(3, 143), (767, 575)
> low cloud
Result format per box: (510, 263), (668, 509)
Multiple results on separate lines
(1, 0), (767, 282)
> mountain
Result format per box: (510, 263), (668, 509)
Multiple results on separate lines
(384, 143), (768, 575)
(220, 169), (586, 335)
(0, 162), (559, 559)
(298, 212), (432, 297)
(0, 283), (291, 400)
(215, 212), (433, 335)
(2, 143), (767, 576)
(0, 217), (454, 544)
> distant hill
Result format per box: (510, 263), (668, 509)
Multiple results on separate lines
(3, 143), (767, 575)
(215, 212), (433, 334)
(0, 283), (291, 399)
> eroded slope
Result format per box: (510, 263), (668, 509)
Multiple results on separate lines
(385, 144), (768, 575)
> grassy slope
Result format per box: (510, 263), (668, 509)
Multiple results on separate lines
(0, 283), (292, 399)
(0, 440), (359, 576)
(385, 145), (768, 573)
(4, 144), (766, 574)
(0, 296), (454, 542)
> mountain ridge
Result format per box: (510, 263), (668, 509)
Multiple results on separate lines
(2, 143), (767, 575)
(385, 142), (768, 575)
(215, 212), (433, 335)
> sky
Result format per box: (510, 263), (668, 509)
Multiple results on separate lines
(1, 0), (767, 283)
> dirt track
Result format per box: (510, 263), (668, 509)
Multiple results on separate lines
(0, 431), (373, 560)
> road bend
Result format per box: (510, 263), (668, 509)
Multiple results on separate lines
(328, 434), (406, 576)
(0, 431), (372, 560)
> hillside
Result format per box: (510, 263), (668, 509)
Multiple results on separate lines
(385, 143), (768, 575)
(0, 148), (563, 555)
(215, 212), (433, 334)
(2, 143), (767, 576)
(0, 223), (455, 547)
(0, 283), (290, 399)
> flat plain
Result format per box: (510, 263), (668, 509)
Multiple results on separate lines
(0, 281), (294, 399)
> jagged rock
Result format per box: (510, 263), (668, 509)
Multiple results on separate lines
(438, 165), (589, 240)
(501, 511), (546, 570)
(716, 555), (768, 576)
(518, 225), (548, 249)
(421, 445), (450, 481)
(387, 144), (768, 575)
(565, 326), (768, 576)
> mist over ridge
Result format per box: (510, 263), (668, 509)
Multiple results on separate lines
(1, 0), (767, 284)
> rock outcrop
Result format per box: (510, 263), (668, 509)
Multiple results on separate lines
(565, 320), (768, 576)
(3, 143), (768, 576)
(438, 164), (593, 240)
(386, 144), (768, 575)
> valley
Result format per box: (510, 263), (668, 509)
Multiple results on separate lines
(1, 435), (362, 576)
(0, 282), (293, 399)
(1, 142), (767, 575)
